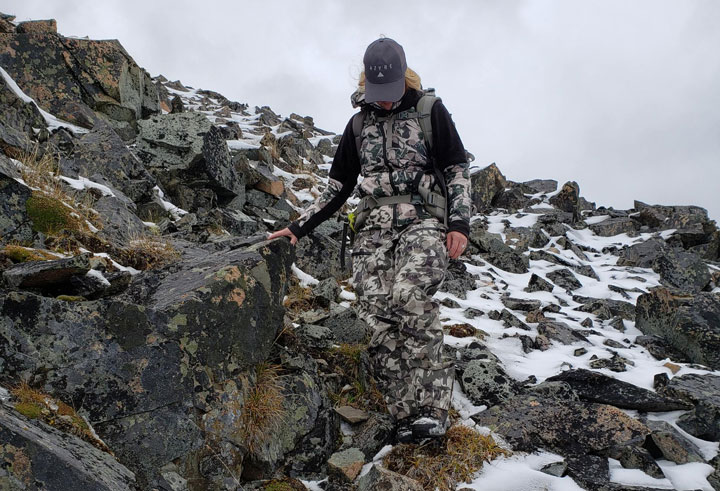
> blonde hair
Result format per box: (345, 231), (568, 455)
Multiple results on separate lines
(358, 67), (422, 92)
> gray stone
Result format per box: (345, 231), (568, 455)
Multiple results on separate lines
(636, 288), (720, 369)
(645, 419), (704, 464)
(458, 342), (520, 407)
(334, 406), (369, 424)
(616, 238), (668, 268)
(355, 464), (423, 491)
(608, 443), (665, 479)
(523, 179), (558, 194)
(660, 373), (720, 441)
(470, 163), (507, 212)
(3, 253), (91, 290)
(344, 412), (394, 460)
(440, 260), (478, 299)
(327, 447), (365, 482)
(501, 296), (542, 312)
(589, 217), (638, 237)
(653, 248), (711, 293)
(136, 112), (212, 171)
(296, 324), (334, 349)
(0, 73), (47, 152)
(589, 352), (634, 372)
(320, 304), (370, 344)
(548, 181), (580, 219)
(468, 225), (529, 274)
(525, 273), (554, 293)
(93, 196), (148, 246)
(576, 297), (636, 321)
(0, 405), (136, 490)
(0, 168), (34, 245)
(312, 277), (340, 308)
(537, 321), (589, 345)
(546, 369), (691, 411)
(296, 231), (346, 281)
(540, 461), (567, 478)
(547, 268), (582, 291)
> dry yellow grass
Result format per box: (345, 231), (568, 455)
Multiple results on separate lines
(119, 231), (180, 270)
(384, 425), (510, 490)
(238, 363), (286, 455)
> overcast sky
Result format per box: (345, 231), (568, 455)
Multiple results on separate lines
(6, 0), (720, 220)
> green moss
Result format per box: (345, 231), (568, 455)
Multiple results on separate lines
(56, 295), (86, 302)
(264, 481), (294, 491)
(26, 194), (82, 236)
(15, 402), (42, 419)
(3, 245), (57, 263)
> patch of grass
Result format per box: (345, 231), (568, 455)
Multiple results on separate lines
(26, 193), (85, 236)
(10, 381), (110, 454)
(119, 232), (180, 270)
(384, 425), (510, 490)
(327, 344), (386, 412)
(2, 244), (59, 263)
(445, 323), (478, 338)
(56, 295), (87, 302)
(238, 363), (286, 455)
(263, 478), (306, 491)
(282, 277), (314, 317)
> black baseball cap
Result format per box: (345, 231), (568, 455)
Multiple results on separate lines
(363, 37), (407, 103)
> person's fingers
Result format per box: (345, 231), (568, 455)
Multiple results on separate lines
(267, 228), (291, 240)
(447, 233), (460, 259)
(289, 234), (297, 245)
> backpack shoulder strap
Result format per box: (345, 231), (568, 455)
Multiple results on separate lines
(416, 92), (440, 152)
(352, 111), (365, 158)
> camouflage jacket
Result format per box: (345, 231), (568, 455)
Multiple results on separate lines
(288, 89), (471, 239)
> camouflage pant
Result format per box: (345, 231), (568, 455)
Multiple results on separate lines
(352, 219), (453, 421)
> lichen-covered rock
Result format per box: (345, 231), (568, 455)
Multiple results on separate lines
(2, 253), (91, 290)
(342, 412), (394, 460)
(356, 464), (423, 491)
(0, 405), (136, 490)
(457, 342), (520, 407)
(644, 419), (704, 464)
(634, 201), (715, 248)
(537, 321), (589, 345)
(0, 168), (33, 245)
(525, 273), (554, 293)
(327, 447), (365, 482)
(652, 248), (711, 293)
(473, 393), (650, 455)
(135, 112), (212, 171)
(546, 268), (582, 291)
(296, 231), (346, 281)
(0, 31), (158, 133)
(60, 120), (155, 204)
(660, 373), (720, 441)
(616, 238), (668, 268)
(523, 179), (558, 194)
(0, 73), (47, 152)
(636, 288), (720, 369)
(470, 163), (507, 212)
(468, 226), (529, 274)
(548, 181), (580, 218)
(588, 217), (637, 237)
(546, 369), (691, 411)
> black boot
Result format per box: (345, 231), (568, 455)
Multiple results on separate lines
(395, 418), (414, 444)
(411, 407), (449, 441)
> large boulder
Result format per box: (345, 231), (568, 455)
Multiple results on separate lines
(0, 29), (159, 136)
(660, 373), (720, 441)
(0, 71), (47, 153)
(473, 393), (650, 455)
(0, 405), (136, 490)
(548, 181), (580, 219)
(635, 288), (720, 369)
(0, 238), (295, 487)
(456, 342), (521, 407)
(135, 112), (212, 172)
(634, 201), (715, 248)
(470, 163), (507, 212)
(652, 248), (711, 293)
(468, 226), (529, 274)
(546, 369), (691, 411)
(59, 120), (155, 204)
(0, 167), (33, 245)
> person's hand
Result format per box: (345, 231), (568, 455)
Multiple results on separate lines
(267, 227), (298, 245)
(447, 231), (468, 260)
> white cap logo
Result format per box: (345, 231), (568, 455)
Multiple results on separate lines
(377, 71), (384, 78)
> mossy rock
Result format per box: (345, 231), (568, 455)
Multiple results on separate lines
(3, 244), (57, 263)
(26, 194), (83, 236)
(15, 402), (43, 419)
(56, 295), (87, 302)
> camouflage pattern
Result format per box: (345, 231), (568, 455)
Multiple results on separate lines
(293, 177), (343, 230)
(352, 219), (453, 420)
(294, 89), (471, 234)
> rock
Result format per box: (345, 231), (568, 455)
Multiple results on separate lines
(136, 112), (212, 171)
(546, 369), (691, 411)
(652, 248), (711, 293)
(16, 19), (57, 34)
(0, 32), (159, 133)
(548, 181), (580, 219)
(564, 454), (611, 491)
(524, 273), (554, 293)
(659, 373), (720, 441)
(576, 297), (636, 321)
(634, 201), (715, 248)
(589, 352), (633, 372)
(2, 253), (91, 290)
(92, 196), (147, 246)
(607, 443), (665, 479)
(634, 335), (690, 363)
(501, 296), (542, 312)
(0, 168), (34, 245)
(635, 288), (720, 369)
(312, 277), (340, 308)
(473, 394), (650, 455)
(355, 464), (423, 491)
(493, 186), (531, 211)
(588, 217), (637, 237)
(60, 121), (155, 204)
(334, 406), (369, 424)
(616, 238), (668, 268)
(523, 179), (558, 194)
(0, 405), (136, 490)
(296, 324), (334, 349)
(319, 304), (370, 344)
(540, 461), (567, 477)
(644, 419), (704, 464)
(537, 321), (589, 345)
(457, 342), (521, 407)
(0, 72), (47, 152)
(201, 125), (245, 199)
(295, 231), (346, 281)
(327, 448), (365, 482)
(170, 95), (184, 114)
(470, 163), (507, 212)
(440, 260), (478, 300)
(468, 226), (529, 274)
(546, 268), (582, 291)
(344, 412), (394, 460)
(252, 163), (284, 197)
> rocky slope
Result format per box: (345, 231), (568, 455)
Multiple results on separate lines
(1, 11), (719, 491)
